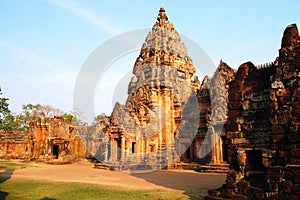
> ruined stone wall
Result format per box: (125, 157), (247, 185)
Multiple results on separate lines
(75, 125), (103, 158)
(0, 130), (30, 159)
(267, 23), (300, 200)
(193, 61), (236, 165)
(226, 62), (275, 166)
(195, 76), (212, 163)
(0, 117), (100, 162)
(206, 24), (300, 200)
(29, 116), (87, 162)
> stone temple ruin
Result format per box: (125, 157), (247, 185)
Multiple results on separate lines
(98, 7), (203, 169)
(0, 7), (299, 200)
(205, 23), (300, 200)
(98, 8), (300, 199)
(0, 116), (101, 163)
(96, 7), (237, 172)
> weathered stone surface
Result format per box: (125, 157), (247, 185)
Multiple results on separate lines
(29, 116), (89, 162)
(206, 23), (300, 200)
(0, 8), (298, 200)
(99, 8), (235, 168)
(0, 130), (30, 159)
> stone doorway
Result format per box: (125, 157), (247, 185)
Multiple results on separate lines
(186, 146), (191, 159)
(149, 144), (155, 152)
(221, 136), (228, 162)
(132, 142), (137, 153)
(52, 145), (59, 159)
(116, 139), (121, 160)
(245, 150), (266, 188)
(245, 150), (265, 173)
(180, 144), (191, 162)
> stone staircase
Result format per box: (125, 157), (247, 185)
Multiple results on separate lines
(94, 162), (114, 170)
(94, 148), (229, 173)
(199, 163), (229, 173)
(169, 162), (229, 173)
(94, 146), (179, 171)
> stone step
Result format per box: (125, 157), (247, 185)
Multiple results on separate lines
(94, 162), (114, 170)
(169, 162), (229, 173)
(200, 164), (229, 173)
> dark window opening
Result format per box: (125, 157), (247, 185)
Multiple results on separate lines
(245, 150), (266, 188)
(246, 150), (265, 172)
(132, 142), (137, 153)
(186, 146), (191, 159)
(150, 144), (155, 152)
(116, 139), (122, 160)
(52, 145), (59, 159)
(107, 142), (111, 159)
(222, 136), (228, 162)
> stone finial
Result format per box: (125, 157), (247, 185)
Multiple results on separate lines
(157, 7), (168, 24)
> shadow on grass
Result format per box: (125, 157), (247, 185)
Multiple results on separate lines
(131, 170), (226, 200)
(40, 197), (57, 200)
(0, 169), (14, 199)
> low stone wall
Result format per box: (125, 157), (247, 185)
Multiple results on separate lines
(0, 130), (30, 159)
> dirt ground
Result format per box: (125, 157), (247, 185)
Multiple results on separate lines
(1, 161), (226, 193)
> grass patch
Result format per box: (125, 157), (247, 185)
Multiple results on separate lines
(0, 180), (192, 200)
(0, 159), (37, 171)
(0, 160), (26, 171)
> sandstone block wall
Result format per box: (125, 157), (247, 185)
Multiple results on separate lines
(206, 24), (300, 200)
(0, 130), (30, 159)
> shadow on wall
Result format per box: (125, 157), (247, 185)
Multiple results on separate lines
(131, 171), (226, 199)
(0, 169), (14, 199)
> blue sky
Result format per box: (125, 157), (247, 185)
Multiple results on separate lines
(0, 0), (299, 121)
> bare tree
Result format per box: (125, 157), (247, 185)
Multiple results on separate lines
(36, 105), (64, 118)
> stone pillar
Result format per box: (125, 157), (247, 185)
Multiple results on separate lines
(158, 92), (163, 149)
(161, 89), (167, 147)
(143, 137), (147, 154)
(211, 124), (224, 164)
(109, 139), (115, 162)
(107, 140), (111, 162)
(121, 137), (125, 162)
(103, 142), (108, 162)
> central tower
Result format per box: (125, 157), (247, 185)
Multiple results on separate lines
(102, 7), (200, 170)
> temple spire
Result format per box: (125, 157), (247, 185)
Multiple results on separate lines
(132, 7), (195, 78)
(157, 7), (168, 23)
(155, 7), (174, 29)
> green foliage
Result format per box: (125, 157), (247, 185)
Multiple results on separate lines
(0, 103), (41, 132)
(0, 114), (14, 131)
(62, 113), (74, 121)
(61, 111), (88, 125)
(0, 88), (12, 130)
(17, 103), (40, 132)
(0, 86), (89, 130)
(0, 88), (10, 116)
(93, 113), (109, 125)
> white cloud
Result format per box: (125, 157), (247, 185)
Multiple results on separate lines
(19, 68), (78, 86)
(0, 38), (37, 65)
(0, 37), (78, 87)
(47, 0), (124, 35)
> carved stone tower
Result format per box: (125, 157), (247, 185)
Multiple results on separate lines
(104, 7), (200, 169)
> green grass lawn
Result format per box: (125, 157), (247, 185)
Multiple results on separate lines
(0, 160), (30, 171)
(0, 160), (207, 200)
(0, 179), (200, 200)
